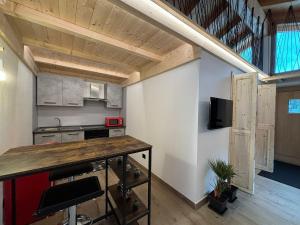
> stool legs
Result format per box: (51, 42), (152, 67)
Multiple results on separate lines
(68, 206), (77, 225)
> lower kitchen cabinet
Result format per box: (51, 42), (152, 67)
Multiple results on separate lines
(34, 133), (62, 144)
(62, 131), (84, 143)
(109, 128), (125, 137)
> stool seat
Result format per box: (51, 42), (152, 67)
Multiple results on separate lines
(36, 176), (104, 217)
(49, 164), (94, 181)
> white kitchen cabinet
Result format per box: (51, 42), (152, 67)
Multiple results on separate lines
(37, 75), (63, 106)
(34, 133), (62, 144)
(106, 83), (122, 108)
(62, 131), (84, 143)
(63, 77), (84, 106)
(109, 128), (125, 137)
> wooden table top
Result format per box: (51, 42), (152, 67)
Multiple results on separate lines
(0, 136), (152, 181)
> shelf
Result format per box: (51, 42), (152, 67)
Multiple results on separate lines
(109, 158), (149, 189)
(108, 184), (148, 225)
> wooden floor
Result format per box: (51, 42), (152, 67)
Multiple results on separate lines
(32, 170), (300, 225)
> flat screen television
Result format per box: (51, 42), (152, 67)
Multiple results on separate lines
(208, 97), (233, 130)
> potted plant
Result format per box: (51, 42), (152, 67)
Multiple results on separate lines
(208, 160), (228, 215)
(224, 164), (238, 203)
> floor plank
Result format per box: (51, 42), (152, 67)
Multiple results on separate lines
(31, 171), (300, 225)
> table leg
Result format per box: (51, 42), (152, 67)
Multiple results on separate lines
(148, 149), (152, 225)
(105, 159), (108, 217)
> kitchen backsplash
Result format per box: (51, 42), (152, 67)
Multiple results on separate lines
(37, 101), (121, 127)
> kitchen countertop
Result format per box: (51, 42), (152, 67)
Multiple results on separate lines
(33, 124), (126, 134)
(0, 135), (151, 181)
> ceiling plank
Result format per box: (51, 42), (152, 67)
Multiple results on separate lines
(107, 0), (195, 45)
(0, 1), (164, 62)
(33, 56), (130, 79)
(22, 37), (139, 72)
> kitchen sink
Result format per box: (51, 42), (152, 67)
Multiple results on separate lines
(59, 126), (83, 131)
(38, 127), (60, 132)
(37, 126), (83, 132)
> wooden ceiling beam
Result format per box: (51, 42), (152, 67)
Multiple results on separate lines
(216, 15), (241, 38)
(22, 37), (139, 72)
(33, 56), (130, 79)
(259, 0), (296, 7)
(0, 1), (164, 62)
(228, 27), (252, 48)
(123, 44), (201, 86)
(38, 66), (124, 84)
(203, 0), (229, 29)
(0, 12), (38, 74)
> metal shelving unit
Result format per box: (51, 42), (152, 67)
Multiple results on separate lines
(105, 149), (152, 225)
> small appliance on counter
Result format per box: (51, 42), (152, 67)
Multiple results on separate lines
(105, 117), (123, 127)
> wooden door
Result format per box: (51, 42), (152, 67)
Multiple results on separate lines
(230, 73), (257, 194)
(255, 84), (276, 172)
(276, 86), (300, 166)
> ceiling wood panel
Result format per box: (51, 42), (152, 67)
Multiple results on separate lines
(0, 0), (196, 84)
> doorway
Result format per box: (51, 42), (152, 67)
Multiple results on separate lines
(258, 86), (300, 189)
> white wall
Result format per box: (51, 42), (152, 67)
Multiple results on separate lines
(125, 51), (242, 204)
(0, 37), (34, 225)
(126, 60), (200, 202)
(196, 51), (241, 202)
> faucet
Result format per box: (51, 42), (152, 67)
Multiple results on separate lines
(54, 117), (61, 127)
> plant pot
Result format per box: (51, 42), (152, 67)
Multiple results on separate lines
(225, 185), (238, 203)
(208, 191), (228, 215)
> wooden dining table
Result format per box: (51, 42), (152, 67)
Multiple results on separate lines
(0, 135), (152, 225)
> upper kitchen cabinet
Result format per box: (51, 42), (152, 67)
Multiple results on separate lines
(37, 75), (84, 107)
(37, 75), (63, 106)
(62, 77), (84, 107)
(106, 84), (122, 108)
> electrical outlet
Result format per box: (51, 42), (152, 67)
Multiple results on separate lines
(142, 154), (146, 159)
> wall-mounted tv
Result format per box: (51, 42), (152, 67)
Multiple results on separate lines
(208, 97), (233, 130)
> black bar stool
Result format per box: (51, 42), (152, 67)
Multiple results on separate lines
(37, 164), (102, 225)
(36, 176), (104, 225)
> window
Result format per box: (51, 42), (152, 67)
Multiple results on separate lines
(240, 47), (252, 64)
(288, 99), (300, 114)
(275, 24), (300, 74)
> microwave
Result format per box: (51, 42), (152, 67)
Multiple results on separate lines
(105, 117), (123, 127)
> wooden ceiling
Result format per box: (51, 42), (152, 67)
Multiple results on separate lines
(0, 0), (200, 85)
(258, 0), (300, 24)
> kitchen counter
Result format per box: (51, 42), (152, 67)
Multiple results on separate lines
(33, 124), (126, 134)
(0, 135), (151, 181)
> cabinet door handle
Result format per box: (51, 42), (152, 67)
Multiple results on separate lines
(44, 101), (56, 105)
(68, 133), (79, 136)
(41, 135), (56, 138)
(67, 103), (79, 106)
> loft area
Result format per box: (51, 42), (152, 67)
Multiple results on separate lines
(163, 0), (300, 76)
